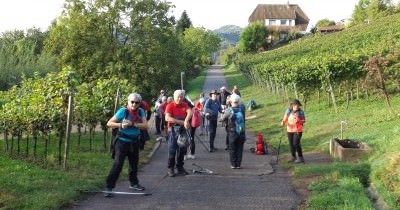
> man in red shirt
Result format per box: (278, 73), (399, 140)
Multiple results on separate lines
(165, 90), (192, 177)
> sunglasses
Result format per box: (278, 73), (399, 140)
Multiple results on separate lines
(131, 101), (140, 104)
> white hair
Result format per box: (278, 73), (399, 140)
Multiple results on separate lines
(173, 90), (184, 98)
(230, 94), (241, 103)
(128, 93), (142, 102)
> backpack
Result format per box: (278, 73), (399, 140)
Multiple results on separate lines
(191, 107), (201, 128)
(228, 107), (245, 135)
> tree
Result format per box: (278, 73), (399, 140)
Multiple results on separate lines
(351, 0), (396, 26)
(315, 19), (336, 27)
(237, 21), (268, 53)
(176, 10), (192, 35)
(0, 29), (57, 91)
(182, 26), (221, 67)
(45, 0), (188, 99)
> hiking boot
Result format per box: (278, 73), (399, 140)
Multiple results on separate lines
(104, 188), (113, 197)
(167, 168), (175, 177)
(129, 184), (145, 191)
(177, 167), (189, 176)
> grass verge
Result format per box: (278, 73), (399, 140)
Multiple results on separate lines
(0, 132), (154, 209)
(223, 64), (400, 210)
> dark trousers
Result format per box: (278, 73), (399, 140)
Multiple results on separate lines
(155, 115), (161, 133)
(229, 133), (245, 167)
(167, 131), (187, 169)
(106, 140), (139, 189)
(287, 132), (303, 158)
(208, 119), (218, 149)
(225, 126), (229, 148)
(189, 127), (197, 155)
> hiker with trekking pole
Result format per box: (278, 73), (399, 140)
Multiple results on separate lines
(280, 99), (306, 164)
(203, 89), (222, 152)
(104, 93), (149, 197)
(165, 90), (193, 177)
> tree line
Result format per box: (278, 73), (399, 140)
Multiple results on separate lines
(0, 0), (220, 167)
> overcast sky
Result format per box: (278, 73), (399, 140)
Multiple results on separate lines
(0, 0), (397, 33)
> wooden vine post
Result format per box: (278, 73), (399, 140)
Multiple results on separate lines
(63, 95), (74, 170)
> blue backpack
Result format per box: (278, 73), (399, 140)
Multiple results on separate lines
(228, 107), (245, 135)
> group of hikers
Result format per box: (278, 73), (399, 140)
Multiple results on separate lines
(102, 85), (306, 197)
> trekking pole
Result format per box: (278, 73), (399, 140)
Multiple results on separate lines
(276, 128), (285, 164)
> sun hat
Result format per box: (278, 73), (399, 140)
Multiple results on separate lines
(209, 89), (220, 97)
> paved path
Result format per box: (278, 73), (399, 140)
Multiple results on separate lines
(69, 66), (303, 210)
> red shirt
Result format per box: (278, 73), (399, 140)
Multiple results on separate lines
(165, 102), (189, 128)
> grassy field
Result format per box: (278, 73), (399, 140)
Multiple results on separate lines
(223, 64), (400, 210)
(0, 132), (155, 209)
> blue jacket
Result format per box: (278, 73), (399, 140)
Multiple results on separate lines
(204, 99), (222, 120)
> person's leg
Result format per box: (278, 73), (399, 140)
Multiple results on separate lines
(127, 141), (140, 186)
(190, 127), (196, 155)
(228, 134), (236, 168)
(225, 126), (229, 150)
(167, 132), (177, 170)
(155, 115), (161, 134)
(236, 135), (245, 168)
(209, 119), (217, 150)
(287, 132), (296, 161)
(294, 132), (304, 162)
(106, 141), (127, 189)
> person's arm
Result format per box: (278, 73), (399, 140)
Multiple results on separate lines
(107, 116), (123, 128)
(135, 109), (148, 130)
(184, 107), (193, 129)
(107, 108), (126, 128)
(280, 109), (289, 126)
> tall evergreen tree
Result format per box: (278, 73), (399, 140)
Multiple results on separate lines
(176, 10), (192, 35)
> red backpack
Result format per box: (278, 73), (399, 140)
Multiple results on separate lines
(191, 107), (201, 128)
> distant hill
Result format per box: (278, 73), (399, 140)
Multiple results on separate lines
(213, 25), (242, 49)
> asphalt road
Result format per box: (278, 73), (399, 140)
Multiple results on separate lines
(69, 66), (304, 210)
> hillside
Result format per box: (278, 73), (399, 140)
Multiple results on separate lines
(213, 25), (242, 49)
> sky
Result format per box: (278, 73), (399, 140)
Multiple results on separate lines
(0, 0), (395, 33)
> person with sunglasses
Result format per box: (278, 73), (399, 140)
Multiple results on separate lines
(104, 93), (148, 197)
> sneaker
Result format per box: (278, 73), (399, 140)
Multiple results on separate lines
(295, 157), (305, 164)
(104, 188), (113, 197)
(236, 166), (241, 169)
(187, 154), (195, 159)
(209, 148), (215, 153)
(177, 168), (189, 176)
(231, 165), (235, 169)
(167, 168), (175, 177)
(288, 157), (296, 163)
(129, 184), (145, 191)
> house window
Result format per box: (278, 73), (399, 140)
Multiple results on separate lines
(289, 20), (295, 26)
(269, 20), (276, 26)
(280, 19), (287, 25)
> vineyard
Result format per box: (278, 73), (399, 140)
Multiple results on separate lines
(236, 13), (400, 112)
(0, 67), (134, 168)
